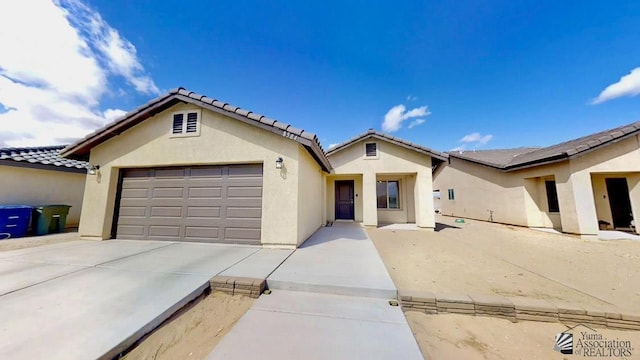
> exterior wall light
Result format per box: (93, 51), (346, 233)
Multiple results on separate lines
(87, 164), (100, 175)
(275, 157), (284, 169)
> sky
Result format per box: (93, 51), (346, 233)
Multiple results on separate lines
(1, 1), (640, 152)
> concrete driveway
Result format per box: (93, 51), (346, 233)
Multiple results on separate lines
(0, 240), (291, 360)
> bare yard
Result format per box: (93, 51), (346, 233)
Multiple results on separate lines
(369, 216), (640, 359)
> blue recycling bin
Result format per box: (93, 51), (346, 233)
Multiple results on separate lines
(0, 205), (33, 239)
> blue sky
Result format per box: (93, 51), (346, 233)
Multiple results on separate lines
(1, 1), (640, 151)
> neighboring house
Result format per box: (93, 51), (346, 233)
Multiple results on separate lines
(61, 88), (443, 247)
(326, 131), (446, 228)
(0, 146), (87, 227)
(433, 121), (640, 238)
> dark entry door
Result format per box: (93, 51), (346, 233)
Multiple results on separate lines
(605, 178), (633, 229)
(335, 180), (354, 220)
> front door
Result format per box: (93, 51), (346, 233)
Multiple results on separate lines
(335, 180), (354, 220)
(605, 178), (633, 229)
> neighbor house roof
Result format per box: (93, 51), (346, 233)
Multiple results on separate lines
(61, 88), (332, 172)
(326, 129), (448, 163)
(0, 145), (88, 174)
(450, 120), (640, 171)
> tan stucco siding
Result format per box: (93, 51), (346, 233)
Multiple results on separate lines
(434, 158), (531, 225)
(328, 139), (435, 228)
(296, 145), (325, 245)
(0, 166), (85, 227)
(79, 102), (302, 246)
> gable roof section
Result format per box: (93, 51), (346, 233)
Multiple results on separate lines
(450, 120), (640, 171)
(61, 88), (332, 172)
(326, 129), (448, 163)
(1, 145), (88, 174)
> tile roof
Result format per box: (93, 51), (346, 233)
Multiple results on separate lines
(61, 87), (332, 172)
(326, 129), (448, 162)
(0, 145), (88, 173)
(450, 120), (640, 171)
(448, 148), (541, 168)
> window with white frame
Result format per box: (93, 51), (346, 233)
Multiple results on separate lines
(171, 110), (201, 137)
(377, 180), (400, 209)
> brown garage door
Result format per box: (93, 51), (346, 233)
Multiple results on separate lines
(115, 164), (263, 245)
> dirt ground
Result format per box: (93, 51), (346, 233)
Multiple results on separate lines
(123, 291), (254, 360)
(369, 215), (640, 313)
(370, 216), (640, 359)
(407, 312), (640, 360)
(0, 230), (79, 252)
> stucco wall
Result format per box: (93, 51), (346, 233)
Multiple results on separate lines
(0, 165), (85, 227)
(79, 102), (308, 246)
(296, 145), (325, 245)
(328, 139), (435, 228)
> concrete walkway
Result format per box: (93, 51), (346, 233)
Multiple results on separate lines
(268, 222), (397, 298)
(210, 223), (422, 360)
(0, 240), (291, 359)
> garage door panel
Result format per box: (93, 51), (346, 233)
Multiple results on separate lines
(120, 188), (148, 199)
(224, 218), (261, 228)
(152, 178), (187, 188)
(188, 187), (222, 198)
(228, 165), (263, 177)
(150, 206), (183, 217)
(116, 164), (262, 245)
(224, 198), (262, 207)
(225, 228), (261, 240)
(154, 168), (187, 178)
(187, 207), (221, 218)
(190, 167), (224, 177)
(149, 225), (181, 237)
(118, 206), (147, 217)
(227, 186), (262, 197)
(226, 207), (261, 218)
(152, 187), (184, 198)
(117, 225), (145, 236)
(124, 169), (153, 178)
(185, 226), (220, 239)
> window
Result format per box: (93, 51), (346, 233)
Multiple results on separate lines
(447, 189), (455, 200)
(171, 110), (200, 136)
(365, 143), (378, 157)
(377, 180), (399, 209)
(545, 180), (559, 213)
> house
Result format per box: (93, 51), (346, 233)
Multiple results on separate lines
(433, 121), (640, 238)
(0, 146), (87, 228)
(61, 88), (444, 247)
(326, 131), (446, 228)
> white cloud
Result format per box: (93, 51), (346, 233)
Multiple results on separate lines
(592, 67), (640, 104)
(328, 143), (339, 149)
(460, 132), (493, 144)
(407, 118), (425, 129)
(382, 104), (430, 132)
(0, 0), (158, 147)
(406, 95), (417, 101)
